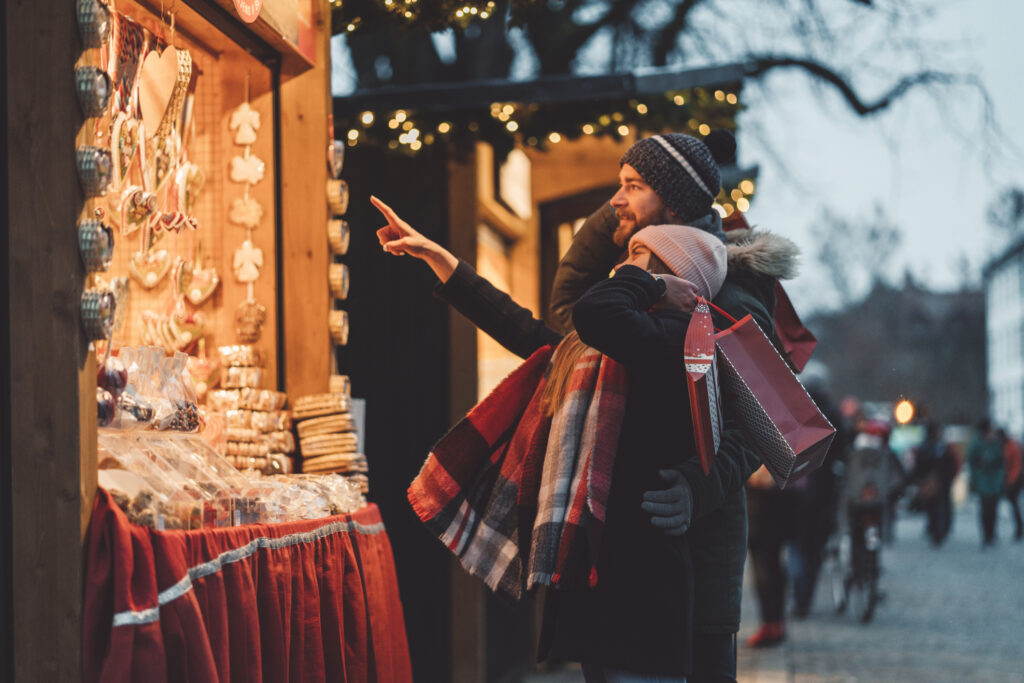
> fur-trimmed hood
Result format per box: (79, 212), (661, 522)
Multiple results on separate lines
(725, 228), (800, 280)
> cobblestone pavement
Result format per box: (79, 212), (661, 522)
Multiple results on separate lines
(526, 500), (1023, 683)
(737, 501), (1024, 683)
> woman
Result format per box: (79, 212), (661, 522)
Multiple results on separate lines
(374, 196), (727, 681)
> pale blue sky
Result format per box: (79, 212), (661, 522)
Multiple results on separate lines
(739, 0), (1024, 312)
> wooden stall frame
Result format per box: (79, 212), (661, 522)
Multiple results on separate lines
(3, 1), (331, 679)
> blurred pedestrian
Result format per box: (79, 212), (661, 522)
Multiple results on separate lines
(967, 418), (1005, 547)
(790, 377), (845, 618)
(745, 466), (801, 647)
(908, 421), (958, 546)
(996, 429), (1023, 541)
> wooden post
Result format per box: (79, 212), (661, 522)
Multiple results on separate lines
(5, 1), (97, 680)
(279, 3), (332, 398)
(446, 149), (487, 682)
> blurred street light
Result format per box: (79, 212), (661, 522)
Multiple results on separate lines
(895, 399), (915, 424)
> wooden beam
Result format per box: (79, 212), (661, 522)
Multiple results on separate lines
(280, 1), (332, 397)
(446, 149), (486, 683)
(334, 63), (749, 116)
(6, 1), (97, 679)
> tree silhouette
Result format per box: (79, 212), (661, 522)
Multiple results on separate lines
(334, 0), (993, 129)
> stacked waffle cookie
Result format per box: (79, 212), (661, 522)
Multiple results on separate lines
(207, 345), (295, 472)
(293, 389), (367, 493)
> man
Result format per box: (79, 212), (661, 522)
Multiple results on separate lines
(550, 132), (799, 681)
(909, 421), (958, 547)
(997, 428), (1023, 540)
(968, 418), (1005, 547)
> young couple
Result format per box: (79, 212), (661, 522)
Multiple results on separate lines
(375, 132), (798, 683)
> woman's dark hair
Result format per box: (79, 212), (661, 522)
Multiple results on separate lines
(646, 251), (672, 276)
(543, 253), (674, 417)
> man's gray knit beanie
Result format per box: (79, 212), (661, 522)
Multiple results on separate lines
(620, 133), (721, 223)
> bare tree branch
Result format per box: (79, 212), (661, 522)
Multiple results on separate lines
(651, 0), (704, 66)
(744, 55), (986, 116)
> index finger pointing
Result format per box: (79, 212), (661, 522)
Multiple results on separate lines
(370, 195), (400, 224)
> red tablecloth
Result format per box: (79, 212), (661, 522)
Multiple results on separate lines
(84, 489), (412, 683)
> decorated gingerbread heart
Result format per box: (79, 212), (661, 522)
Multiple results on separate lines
(176, 161), (205, 215)
(110, 112), (141, 189)
(138, 46), (191, 139)
(129, 248), (171, 289)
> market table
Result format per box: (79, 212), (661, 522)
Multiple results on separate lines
(84, 489), (412, 683)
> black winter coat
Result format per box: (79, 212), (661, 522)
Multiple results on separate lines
(548, 202), (787, 634)
(436, 261), (764, 674)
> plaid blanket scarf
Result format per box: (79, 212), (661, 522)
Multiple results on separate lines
(528, 348), (627, 590)
(407, 344), (628, 600)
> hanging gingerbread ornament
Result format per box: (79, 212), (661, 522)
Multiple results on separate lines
(229, 100), (260, 145)
(229, 196), (263, 229)
(227, 76), (268, 343)
(186, 240), (220, 306)
(235, 300), (267, 343)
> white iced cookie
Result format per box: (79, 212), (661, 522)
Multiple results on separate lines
(230, 153), (265, 185)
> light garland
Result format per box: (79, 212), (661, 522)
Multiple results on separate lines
(332, 0), (535, 34)
(338, 86), (755, 211)
(339, 86), (741, 157)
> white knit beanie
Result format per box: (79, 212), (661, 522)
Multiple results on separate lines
(629, 224), (727, 300)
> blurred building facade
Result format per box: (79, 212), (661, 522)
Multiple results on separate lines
(984, 237), (1024, 437)
(809, 276), (985, 427)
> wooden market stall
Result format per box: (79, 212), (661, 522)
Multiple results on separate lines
(2, 0), (408, 680)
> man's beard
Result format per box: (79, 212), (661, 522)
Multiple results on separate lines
(612, 214), (636, 247)
(612, 207), (675, 247)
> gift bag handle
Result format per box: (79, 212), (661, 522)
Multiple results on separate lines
(697, 296), (740, 326)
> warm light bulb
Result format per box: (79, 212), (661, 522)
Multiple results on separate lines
(698, 123), (710, 135)
(673, 95), (685, 106)
(347, 129), (359, 141)
(617, 124), (629, 136)
(438, 122), (451, 133)
(636, 103), (648, 114)
(736, 198), (750, 212)
(740, 179), (755, 194)
(894, 400), (914, 425)
(361, 111), (374, 126)
(548, 132), (561, 143)
(506, 121), (518, 132)
(582, 124), (595, 135)
(395, 111), (407, 123)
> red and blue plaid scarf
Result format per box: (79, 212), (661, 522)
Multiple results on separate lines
(407, 344), (628, 600)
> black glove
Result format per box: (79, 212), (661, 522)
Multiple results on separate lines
(641, 469), (694, 536)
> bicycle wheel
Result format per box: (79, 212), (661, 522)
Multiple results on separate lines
(821, 541), (847, 613)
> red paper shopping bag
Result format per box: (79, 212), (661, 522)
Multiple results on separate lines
(773, 281), (817, 373)
(711, 307), (835, 488)
(684, 299), (722, 475)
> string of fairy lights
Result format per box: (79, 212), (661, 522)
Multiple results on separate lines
(330, 0), (528, 33)
(337, 86), (757, 215)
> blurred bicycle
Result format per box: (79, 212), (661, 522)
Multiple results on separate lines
(823, 419), (904, 623)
